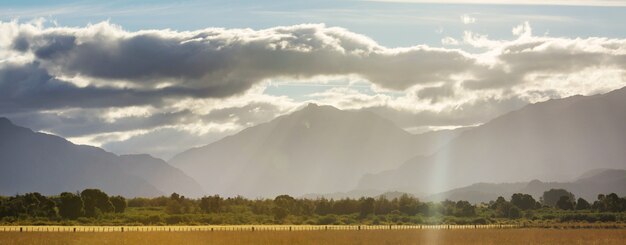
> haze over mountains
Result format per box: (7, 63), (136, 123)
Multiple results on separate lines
(0, 118), (203, 197)
(1, 86), (625, 199)
(357, 86), (626, 195)
(169, 104), (461, 197)
(426, 169), (626, 204)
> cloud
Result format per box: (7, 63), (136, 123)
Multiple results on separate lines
(2, 20), (626, 158)
(4, 20), (625, 113)
(441, 37), (460, 45)
(1, 20), (480, 114)
(460, 14), (476, 24)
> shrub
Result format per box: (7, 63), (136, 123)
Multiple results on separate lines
(317, 215), (338, 225)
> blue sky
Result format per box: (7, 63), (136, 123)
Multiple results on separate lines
(1, 0), (625, 47)
(1, 0), (626, 158)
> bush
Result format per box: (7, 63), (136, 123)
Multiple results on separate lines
(598, 214), (617, 222)
(317, 215), (338, 225)
(558, 213), (617, 223)
(165, 215), (187, 225)
(508, 206), (522, 219)
(472, 217), (488, 225)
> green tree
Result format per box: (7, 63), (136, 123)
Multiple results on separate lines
(542, 189), (575, 207)
(80, 189), (114, 217)
(373, 196), (394, 215)
(398, 194), (419, 215)
(274, 195), (295, 209)
(315, 198), (332, 215)
(593, 193), (624, 212)
(199, 195), (223, 213)
(58, 192), (84, 219)
(510, 193), (536, 210)
(490, 196), (507, 210)
(22, 192), (57, 218)
(508, 206), (522, 219)
(454, 200), (476, 217)
(165, 199), (183, 214)
(359, 197), (375, 217)
(556, 196), (574, 210)
(272, 206), (289, 222)
(575, 198), (591, 210)
(109, 196), (127, 213)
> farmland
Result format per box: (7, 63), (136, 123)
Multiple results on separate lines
(1, 228), (625, 245)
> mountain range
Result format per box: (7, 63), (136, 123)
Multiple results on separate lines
(0, 118), (204, 197)
(425, 169), (626, 203)
(1, 86), (626, 199)
(357, 87), (626, 195)
(169, 103), (461, 197)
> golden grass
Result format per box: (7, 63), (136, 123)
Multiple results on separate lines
(1, 229), (625, 245)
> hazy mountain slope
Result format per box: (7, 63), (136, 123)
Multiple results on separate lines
(0, 118), (203, 197)
(358, 87), (626, 194)
(119, 154), (205, 197)
(426, 169), (626, 203)
(170, 103), (460, 197)
(425, 182), (528, 203)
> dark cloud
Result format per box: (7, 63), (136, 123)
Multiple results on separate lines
(6, 109), (193, 137)
(2, 21), (626, 158)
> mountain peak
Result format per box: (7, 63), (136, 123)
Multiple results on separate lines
(306, 102), (319, 108)
(300, 103), (337, 112)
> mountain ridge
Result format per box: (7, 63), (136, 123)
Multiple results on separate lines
(357, 86), (626, 194)
(0, 118), (204, 197)
(169, 103), (461, 197)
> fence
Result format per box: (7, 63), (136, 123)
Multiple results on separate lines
(0, 224), (522, 232)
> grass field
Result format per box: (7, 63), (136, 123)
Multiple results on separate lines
(1, 229), (625, 244)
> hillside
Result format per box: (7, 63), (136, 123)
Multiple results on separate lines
(358, 87), (626, 195)
(426, 169), (626, 203)
(170, 103), (460, 197)
(0, 118), (203, 197)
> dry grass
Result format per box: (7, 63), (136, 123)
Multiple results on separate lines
(1, 229), (625, 245)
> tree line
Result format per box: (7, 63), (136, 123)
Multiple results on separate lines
(1, 188), (624, 224)
(0, 189), (126, 220)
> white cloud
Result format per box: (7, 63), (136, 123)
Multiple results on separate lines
(512, 21), (532, 37)
(460, 14), (476, 24)
(441, 36), (460, 45)
(3, 20), (626, 158)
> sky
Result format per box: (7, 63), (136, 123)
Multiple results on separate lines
(1, 0), (625, 159)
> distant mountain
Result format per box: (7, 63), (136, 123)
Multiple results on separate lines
(0, 118), (203, 197)
(358, 87), (626, 194)
(170, 103), (461, 197)
(426, 169), (626, 203)
(118, 154), (205, 197)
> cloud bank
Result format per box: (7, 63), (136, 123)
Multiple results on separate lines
(1, 20), (625, 158)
